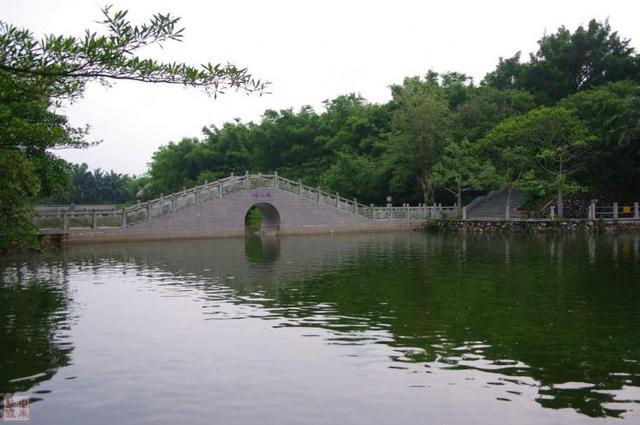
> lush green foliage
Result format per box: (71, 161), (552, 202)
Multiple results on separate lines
(484, 19), (640, 104)
(0, 6), (265, 253)
(64, 163), (138, 204)
(479, 106), (594, 214)
(432, 139), (497, 211)
(145, 94), (393, 202)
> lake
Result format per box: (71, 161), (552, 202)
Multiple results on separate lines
(1, 232), (639, 424)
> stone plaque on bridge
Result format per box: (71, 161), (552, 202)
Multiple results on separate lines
(252, 191), (273, 200)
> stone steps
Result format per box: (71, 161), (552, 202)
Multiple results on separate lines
(466, 190), (525, 219)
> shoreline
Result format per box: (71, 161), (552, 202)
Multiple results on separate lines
(428, 218), (640, 233)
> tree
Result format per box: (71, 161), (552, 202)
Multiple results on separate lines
(523, 107), (593, 217)
(0, 6), (267, 102)
(388, 77), (452, 204)
(432, 139), (497, 213)
(560, 81), (640, 197)
(0, 5), (266, 252)
(453, 87), (535, 142)
(0, 151), (41, 251)
(480, 107), (593, 217)
(483, 20), (640, 104)
(478, 117), (536, 218)
(320, 152), (389, 204)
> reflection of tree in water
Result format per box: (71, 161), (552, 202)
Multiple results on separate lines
(0, 263), (73, 399)
(244, 234), (280, 265)
(229, 234), (640, 418)
(61, 233), (640, 419)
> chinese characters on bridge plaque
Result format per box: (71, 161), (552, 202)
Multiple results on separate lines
(252, 191), (272, 200)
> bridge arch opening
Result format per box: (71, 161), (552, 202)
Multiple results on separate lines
(245, 202), (281, 234)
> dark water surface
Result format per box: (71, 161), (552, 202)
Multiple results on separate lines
(1, 232), (640, 424)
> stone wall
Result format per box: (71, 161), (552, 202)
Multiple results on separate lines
(429, 219), (640, 234)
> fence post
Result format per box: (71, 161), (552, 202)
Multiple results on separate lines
(273, 171), (278, 190)
(245, 170), (250, 189)
(336, 192), (339, 208)
(62, 212), (68, 230)
(387, 203), (391, 220)
(462, 206), (467, 220)
(91, 209), (96, 229)
(317, 187), (320, 205)
(635, 202), (639, 219)
(354, 199), (358, 215)
(590, 201), (596, 220)
(505, 205), (510, 220)
(405, 203), (410, 221)
(613, 202), (619, 219)
(121, 209), (126, 228)
(550, 205), (555, 220)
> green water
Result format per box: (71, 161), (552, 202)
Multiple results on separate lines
(1, 232), (639, 424)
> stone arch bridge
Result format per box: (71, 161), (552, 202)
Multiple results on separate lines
(35, 173), (457, 242)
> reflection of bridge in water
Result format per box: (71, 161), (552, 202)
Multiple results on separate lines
(35, 173), (457, 242)
(56, 231), (640, 419)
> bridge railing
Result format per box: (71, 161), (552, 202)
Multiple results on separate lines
(364, 205), (457, 220)
(35, 172), (459, 231)
(590, 202), (640, 220)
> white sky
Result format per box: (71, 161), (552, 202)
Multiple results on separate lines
(4, 0), (640, 175)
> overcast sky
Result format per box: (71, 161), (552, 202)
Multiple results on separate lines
(4, 0), (640, 175)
